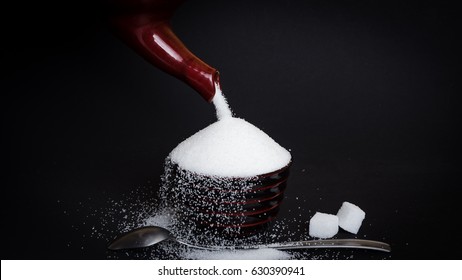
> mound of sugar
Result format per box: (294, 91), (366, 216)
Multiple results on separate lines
(169, 117), (291, 177)
(169, 85), (290, 177)
(184, 248), (292, 260)
(309, 212), (339, 238)
(337, 202), (365, 234)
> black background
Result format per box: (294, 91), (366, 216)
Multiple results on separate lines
(2, 0), (460, 259)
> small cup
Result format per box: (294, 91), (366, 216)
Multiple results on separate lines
(160, 159), (291, 240)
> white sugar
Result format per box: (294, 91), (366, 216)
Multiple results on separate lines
(309, 212), (339, 238)
(184, 248), (292, 260)
(169, 117), (291, 177)
(170, 85), (290, 177)
(212, 84), (233, 120)
(142, 209), (174, 230)
(337, 201), (365, 234)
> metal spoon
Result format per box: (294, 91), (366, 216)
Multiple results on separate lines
(108, 226), (391, 252)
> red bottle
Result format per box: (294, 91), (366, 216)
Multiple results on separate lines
(107, 0), (219, 102)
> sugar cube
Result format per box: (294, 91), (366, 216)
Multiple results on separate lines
(309, 212), (339, 238)
(337, 201), (366, 234)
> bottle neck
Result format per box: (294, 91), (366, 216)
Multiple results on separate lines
(108, 0), (218, 102)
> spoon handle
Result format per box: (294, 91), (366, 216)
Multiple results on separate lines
(203, 239), (390, 252)
(257, 239), (391, 252)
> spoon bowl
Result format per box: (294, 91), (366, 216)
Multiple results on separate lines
(108, 226), (173, 250)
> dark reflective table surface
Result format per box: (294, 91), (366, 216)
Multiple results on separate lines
(3, 0), (459, 259)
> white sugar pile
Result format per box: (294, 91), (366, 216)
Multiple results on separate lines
(169, 87), (291, 177)
(184, 248), (292, 260)
(142, 209), (175, 230)
(169, 118), (291, 177)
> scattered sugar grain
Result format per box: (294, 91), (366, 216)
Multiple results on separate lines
(142, 210), (174, 230)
